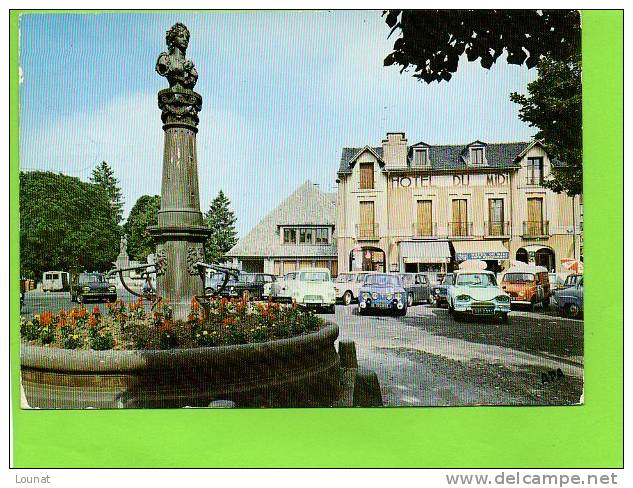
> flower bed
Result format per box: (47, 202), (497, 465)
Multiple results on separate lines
(20, 297), (340, 408)
(20, 297), (325, 351)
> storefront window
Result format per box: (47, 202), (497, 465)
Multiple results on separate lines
(283, 228), (296, 244)
(315, 228), (329, 244)
(299, 228), (314, 244)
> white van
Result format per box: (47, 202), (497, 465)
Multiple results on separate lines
(42, 271), (70, 292)
(333, 271), (374, 305)
(285, 268), (336, 313)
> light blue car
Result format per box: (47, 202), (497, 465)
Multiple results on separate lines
(447, 270), (511, 322)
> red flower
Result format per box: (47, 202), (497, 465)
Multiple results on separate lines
(88, 315), (98, 328)
(191, 296), (200, 311)
(92, 305), (101, 315)
(40, 311), (53, 327)
(159, 319), (174, 333)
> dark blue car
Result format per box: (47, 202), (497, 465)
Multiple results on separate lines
(357, 273), (407, 316)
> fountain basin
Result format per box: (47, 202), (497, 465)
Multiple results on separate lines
(20, 323), (340, 409)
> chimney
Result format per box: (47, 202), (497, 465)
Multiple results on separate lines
(381, 132), (408, 168)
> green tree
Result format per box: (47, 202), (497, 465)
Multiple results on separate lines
(383, 10), (580, 83)
(510, 55), (582, 196)
(20, 171), (120, 279)
(90, 161), (124, 224)
(204, 190), (238, 262)
(123, 195), (161, 262)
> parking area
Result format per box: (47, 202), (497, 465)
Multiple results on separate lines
(321, 302), (583, 407)
(21, 290), (583, 407)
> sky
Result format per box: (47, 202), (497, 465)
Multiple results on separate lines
(19, 11), (538, 236)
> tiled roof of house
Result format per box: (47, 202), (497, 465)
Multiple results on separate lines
(338, 140), (566, 174)
(226, 181), (337, 258)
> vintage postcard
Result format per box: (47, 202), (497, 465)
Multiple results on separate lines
(18, 10), (584, 409)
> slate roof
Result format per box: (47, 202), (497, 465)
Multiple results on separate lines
(337, 140), (565, 174)
(226, 181), (337, 258)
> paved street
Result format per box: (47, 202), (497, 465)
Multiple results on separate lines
(20, 289), (139, 317)
(21, 290), (583, 407)
(323, 303), (583, 407)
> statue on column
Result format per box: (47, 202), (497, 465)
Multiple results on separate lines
(119, 234), (128, 256)
(155, 23), (202, 127)
(156, 22), (198, 90)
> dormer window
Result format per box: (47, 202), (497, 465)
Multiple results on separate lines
(470, 147), (485, 165)
(412, 148), (428, 166)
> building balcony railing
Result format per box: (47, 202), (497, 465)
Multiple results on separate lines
(448, 221), (473, 238)
(412, 222), (437, 238)
(522, 220), (550, 237)
(485, 221), (510, 237)
(526, 176), (544, 186)
(356, 223), (379, 240)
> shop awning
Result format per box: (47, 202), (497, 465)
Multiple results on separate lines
(522, 244), (551, 253)
(400, 241), (451, 264)
(453, 240), (509, 261)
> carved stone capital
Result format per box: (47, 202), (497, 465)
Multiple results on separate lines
(158, 88), (202, 129)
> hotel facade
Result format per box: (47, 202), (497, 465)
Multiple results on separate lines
(336, 132), (582, 275)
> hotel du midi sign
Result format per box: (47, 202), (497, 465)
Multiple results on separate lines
(390, 172), (509, 189)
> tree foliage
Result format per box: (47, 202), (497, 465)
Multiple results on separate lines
(510, 55), (582, 196)
(90, 161), (124, 224)
(204, 190), (238, 263)
(20, 171), (120, 279)
(123, 195), (161, 262)
(383, 10), (580, 83)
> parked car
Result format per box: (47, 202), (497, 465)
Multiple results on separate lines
(263, 272), (296, 302)
(71, 272), (117, 303)
(562, 274), (583, 288)
(334, 271), (373, 305)
(501, 265), (551, 310)
(204, 272), (225, 295)
(285, 268), (336, 313)
(217, 272), (276, 301)
(553, 276), (584, 318)
(548, 272), (568, 291)
(431, 273), (454, 307)
(357, 273), (407, 317)
(42, 271), (70, 292)
(399, 272), (432, 306)
(447, 270), (511, 322)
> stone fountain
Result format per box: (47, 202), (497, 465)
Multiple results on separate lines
(20, 23), (382, 409)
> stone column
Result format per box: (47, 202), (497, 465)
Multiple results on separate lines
(149, 23), (210, 321)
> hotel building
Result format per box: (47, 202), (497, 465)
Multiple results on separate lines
(336, 132), (582, 275)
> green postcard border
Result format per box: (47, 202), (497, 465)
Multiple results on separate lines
(10, 10), (623, 468)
